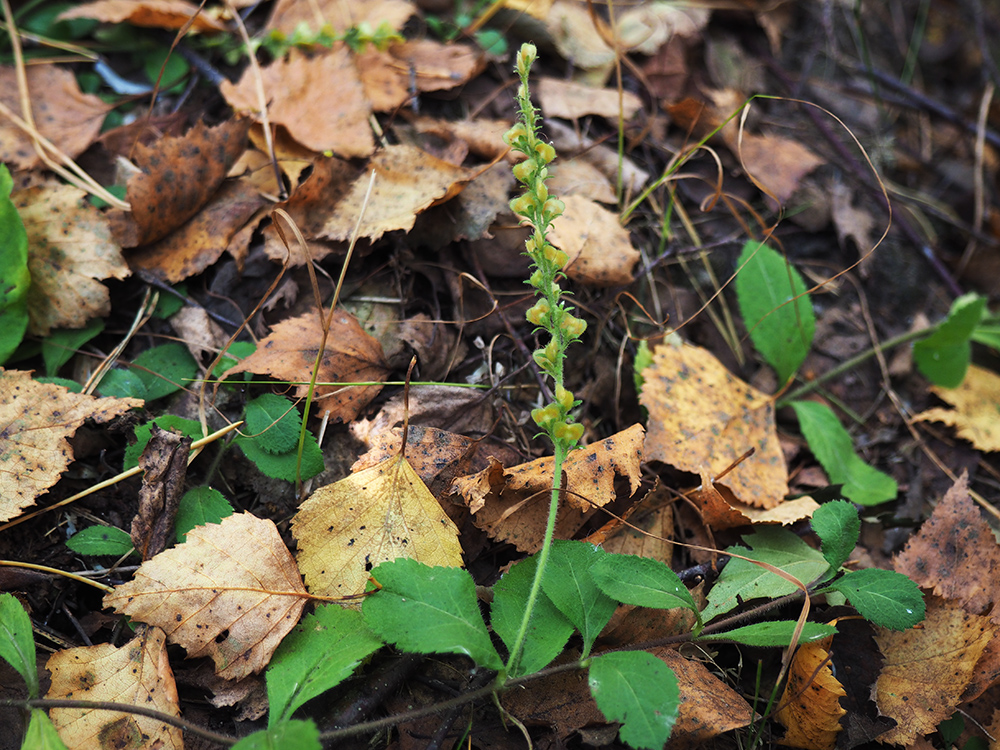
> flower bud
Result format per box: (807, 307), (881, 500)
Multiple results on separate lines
(535, 141), (556, 164)
(512, 160), (534, 183)
(510, 194), (536, 216)
(561, 314), (587, 338)
(532, 403), (559, 428)
(553, 422), (584, 442)
(543, 244), (569, 267)
(528, 269), (544, 287)
(526, 299), (551, 327)
(516, 43), (538, 78)
(542, 196), (565, 221)
(503, 123), (528, 147)
(555, 384), (574, 411)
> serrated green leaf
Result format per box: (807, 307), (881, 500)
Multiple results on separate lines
(914, 293), (987, 387)
(244, 393), (301, 455)
(42, 319), (104, 376)
(491, 555), (574, 677)
(697, 620), (836, 647)
(125, 416), (205, 470)
(363, 559), (502, 670)
(175, 487), (234, 542)
(735, 240), (815, 384)
(235, 433), (325, 482)
(0, 593), (39, 698)
(791, 401), (897, 506)
(701, 526), (830, 622)
(231, 719), (321, 750)
(0, 164), (30, 366)
(541, 541), (617, 657)
(591, 553), (699, 616)
(66, 525), (134, 557)
(22, 709), (69, 750)
(829, 568), (925, 630)
(811, 499), (860, 570)
(588, 651), (679, 750)
(267, 605), (382, 726)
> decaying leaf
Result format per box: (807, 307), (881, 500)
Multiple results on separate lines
(46, 626), (181, 750)
(227, 310), (388, 423)
(914, 365), (1000, 452)
(688, 469), (818, 530)
(538, 77), (643, 121)
(548, 195), (640, 287)
(13, 183), (130, 336)
(266, 0), (415, 36)
(132, 425), (190, 560)
(104, 513), (307, 680)
(775, 638), (846, 750)
(58, 0), (226, 30)
(293, 451), (464, 599)
(0, 371), (141, 523)
(640, 339), (788, 508)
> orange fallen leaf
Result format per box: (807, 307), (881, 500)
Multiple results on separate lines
(13, 184), (130, 336)
(0, 65), (109, 171)
(548, 195), (640, 287)
(292, 450), (464, 599)
(688, 469), (818, 530)
(46, 626), (180, 750)
(58, 0), (227, 32)
(640, 339), (788, 508)
(875, 596), (997, 746)
(227, 310), (388, 423)
(320, 144), (476, 242)
(221, 46), (374, 157)
(0, 371), (141, 523)
(776, 637), (846, 750)
(914, 365), (1000, 452)
(108, 118), (250, 248)
(104, 512), (307, 680)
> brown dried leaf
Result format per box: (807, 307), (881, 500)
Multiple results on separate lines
(221, 46), (374, 157)
(108, 118), (250, 247)
(546, 158), (617, 204)
(894, 473), (1000, 622)
(538, 76), (643, 121)
(46, 626), (181, 750)
(104, 513), (307, 680)
(132, 425), (190, 560)
(688, 469), (818, 530)
(267, 0), (415, 36)
(13, 184), (130, 336)
(229, 310), (388, 423)
(58, 0), (227, 31)
(914, 365), (1000, 452)
(292, 451), (463, 599)
(0, 65), (109, 171)
(319, 145), (476, 242)
(0, 371), (141, 523)
(775, 638), (846, 750)
(875, 596), (997, 745)
(548, 195), (640, 286)
(640, 339), (788, 508)
(357, 40), (485, 111)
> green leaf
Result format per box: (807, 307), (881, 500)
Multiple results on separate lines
(914, 293), (987, 387)
(66, 525), (134, 557)
(971, 319), (1000, 351)
(98, 342), (198, 401)
(701, 526), (830, 622)
(231, 719), (321, 750)
(0, 593), (39, 698)
(95, 367), (148, 400)
(175, 487), (234, 542)
(0, 164), (30, 365)
(697, 620), (836, 647)
(791, 401), (898, 506)
(590, 553), (699, 616)
(235, 433), (325, 482)
(244, 394), (301, 455)
(362, 559), (502, 670)
(125, 416), (205, 470)
(491, 555), (574, 677)
(828, 568), (925, 631)
(267, 605), (382, 726)
(42, 319), (104, 376)
(541, 541), (617, 657)
(22, 709), (70, 750)
(811, 499), (860, 570)
(212, 340), (256, 378)
(151, 283), (186, 319)
(734, 240), (815, 384)
(588, 651), (679, 750)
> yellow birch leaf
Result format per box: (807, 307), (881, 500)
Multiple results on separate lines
(914, 365), (1000, 452)
(293, 451), (463, 599)
(103, 512), (307, 681)
(776, 638), (846, 750)
(46, 626), (181, 750)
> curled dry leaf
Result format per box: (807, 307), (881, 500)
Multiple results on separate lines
(548, 195), (640, 287)
(13, 183), (130, 336)
(688, 469), (818, 530)
(538, 77), (643, 121)
(266, 0), (415, 37)
(914, 365), (1000, 452)
(0, 65), (109, 171)
(640, 339), (788, 508)
(226, 309), (388, 423)
(46, 626), (181, 750)
(0, 371), (141, 523)
(104, 513), (307, 680)
(293, 451), (463, 599)
(58, 0), (228, 31)
(775, 638), (846, 750)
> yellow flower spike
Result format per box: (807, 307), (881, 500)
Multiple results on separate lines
(555, 385), (574, 411)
